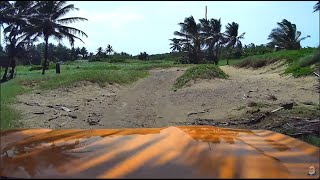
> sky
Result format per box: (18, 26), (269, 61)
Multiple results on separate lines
(1, 1), (319, 55)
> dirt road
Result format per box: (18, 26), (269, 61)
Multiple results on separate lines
(14, 65), (319, 129)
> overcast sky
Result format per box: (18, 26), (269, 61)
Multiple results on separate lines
(1, 1), (319, 55)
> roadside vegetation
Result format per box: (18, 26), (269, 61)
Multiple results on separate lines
(234, 48), (319, 77)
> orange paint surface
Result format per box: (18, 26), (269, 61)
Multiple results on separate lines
(0, 126), (319, 178)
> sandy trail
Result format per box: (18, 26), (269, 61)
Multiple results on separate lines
(14, 65), (319, 129)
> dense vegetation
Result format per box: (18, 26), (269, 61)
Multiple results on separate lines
(169, 16), (312, 66)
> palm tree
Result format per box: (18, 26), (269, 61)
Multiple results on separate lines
(23, 1), (88, 75)
(169, 38), (182, 52)
(314, 2), (320, 12)
(224, 22), (245, 65)
(200, 18), (223, 64)
(80, 47), (88, 58)
(1, 1), (37, 81)
(0, 1), (31, 25)
(96, 47), (103, 57)
(173, 16), (202, 64)
(106, 44), (113, 55)
(268, 19), (310, 50)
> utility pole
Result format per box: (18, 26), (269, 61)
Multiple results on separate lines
(205, 6), (207, 20)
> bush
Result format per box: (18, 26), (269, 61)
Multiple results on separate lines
(235, 58), (278, 69)
(284, 64), (314, 77)
(174, 64), (228, 88)
(299, 50), (320, 67)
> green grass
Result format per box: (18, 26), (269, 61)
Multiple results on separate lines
(231, 48), (318, 78)
(1, 79), (29, 129)
(238, 48), (315, 64)
(298, 50), (320, 67)
(234, 48), (315, 68)
(174, 64), (229, 89)
(283, 64), (314, 77)
(19, 70), (149, 90)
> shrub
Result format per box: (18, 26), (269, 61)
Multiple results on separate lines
(299, 50), (320, 67)
(174, 64), (228, 88)
(235, 58), (278, 69)
(284, 64), (314, 77)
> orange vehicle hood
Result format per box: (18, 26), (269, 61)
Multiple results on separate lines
(0, 126), (319, 179)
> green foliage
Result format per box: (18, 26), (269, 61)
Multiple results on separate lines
(268, 19), (310, 50)
(235, 58), (278, 69)
(138, 52), (149, 60)
(283, 64), (314, 77)
(19, 70), (148, 90)
(234, 48), (316, 70)
(298, 50), (320, 67)
(171, 16), (245, 64)
(0, 80), (28, 129)
(241, 43), (274, 58)
(174, 64), (228, 88)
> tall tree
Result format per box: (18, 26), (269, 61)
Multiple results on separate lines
(96, 47), (104, 57)
(23, 1), (88, 75)
(173, 16), (202, 64)
(200, 18), (223, 64)
(224, 22), (245, 65)
(1, 1), (37, 81)
(106, 44), (113, 55)
(80, 47), (88, 58)
(268, 19), (310, 50)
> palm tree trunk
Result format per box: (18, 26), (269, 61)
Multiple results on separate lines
(42, 37), (49, 75)
(1, 66), (8, 81)
(226, 48), (232, 65)
(9, 59), (15, 79)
